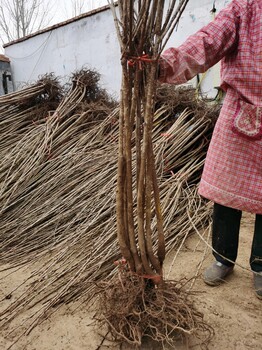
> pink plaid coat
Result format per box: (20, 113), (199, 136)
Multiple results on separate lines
(159, 0), (262, 214)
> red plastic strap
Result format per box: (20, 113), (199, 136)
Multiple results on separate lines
(128, 54), (156, 69)
(113, 259), (161, 284)
(139, 274), (162, 284)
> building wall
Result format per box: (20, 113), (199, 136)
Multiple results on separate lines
(4, 0), (230, 99)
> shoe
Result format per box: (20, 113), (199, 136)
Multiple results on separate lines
(253, 272), (262, 300)
(203, 261), (234, 286)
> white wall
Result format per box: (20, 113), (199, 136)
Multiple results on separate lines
(4, 8), (121, 99)
(4, 0), (230, 99)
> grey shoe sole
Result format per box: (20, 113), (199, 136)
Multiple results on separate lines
(203, 262), (234, 286)
(204, 272), (233, 286)
(255, 292), (262, 300)
(254, 272), (262, 300)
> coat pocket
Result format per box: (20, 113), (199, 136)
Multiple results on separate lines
(232, 100), (262, 140)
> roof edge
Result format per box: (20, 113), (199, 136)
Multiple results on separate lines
(0, 54), (10, 62)
(3, 4), (115, 48)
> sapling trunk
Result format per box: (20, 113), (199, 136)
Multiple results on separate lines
(110, 0), (190, 281)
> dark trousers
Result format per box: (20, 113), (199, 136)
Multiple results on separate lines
(212, 203), (262, 272)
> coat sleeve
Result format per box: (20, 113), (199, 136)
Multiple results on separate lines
(159, 0), (242, 84)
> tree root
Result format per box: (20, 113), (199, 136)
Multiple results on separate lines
(95, 269), (213, 348)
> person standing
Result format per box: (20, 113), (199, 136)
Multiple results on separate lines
(158, 0), (262, 299)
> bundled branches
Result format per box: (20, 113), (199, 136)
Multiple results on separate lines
(91, 0), (217, 347)
(0, 69), (116, 263)
(109, 0), (190, 281)
(0, 74), (62, 155)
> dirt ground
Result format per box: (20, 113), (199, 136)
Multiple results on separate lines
(0, 212), (261, 350)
